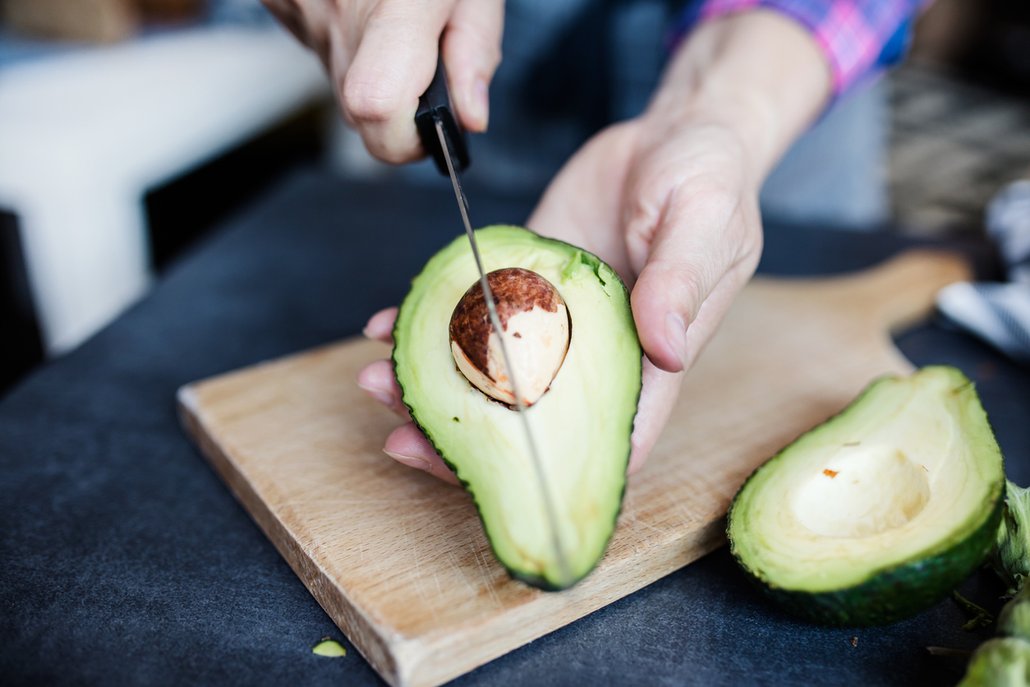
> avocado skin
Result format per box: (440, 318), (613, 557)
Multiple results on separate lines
(391, 226), (641, 590)
(729, 494), (1003, 626)
(726, 366), (1006, 626)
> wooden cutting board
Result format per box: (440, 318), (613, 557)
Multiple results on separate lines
(178, 250), (969, 687)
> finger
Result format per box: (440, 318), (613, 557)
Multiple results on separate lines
(362, 307), (398, 344)
(628, 188), (743, 372)
(627, 359), (682, 474)
(356, 359), (407, 416)
(441, 0), (504, 132)
(384, 423), (460, 485)
(341, 0), (453, 163)
(323, 12), (353, 90)
(626, 253), (755, 474)
(679, 258), (759, 371)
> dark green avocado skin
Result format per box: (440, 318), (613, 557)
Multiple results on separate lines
(729, 488), (1004, 627)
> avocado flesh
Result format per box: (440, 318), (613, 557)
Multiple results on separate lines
(393, 226), (642, 589)
(728, 366), (1005, 625)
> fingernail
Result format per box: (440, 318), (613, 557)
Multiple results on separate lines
(665, 312), (687, 367)
(357, 381), (393, 407)
(384, 449), (431, 471)
(470, 78), (489, 131)
(361, 325), (372, 339)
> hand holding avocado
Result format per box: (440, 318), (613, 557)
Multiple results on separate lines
(357, 14), (831, 479)
(355, 109), (756, 481)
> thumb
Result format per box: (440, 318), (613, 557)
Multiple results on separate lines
(628, 194), (738, 373)
(442, 0), (504, 132)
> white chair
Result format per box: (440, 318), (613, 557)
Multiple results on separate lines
(0, 25), (329, 354)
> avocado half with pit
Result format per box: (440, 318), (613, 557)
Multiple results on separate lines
(728, 366), (1005, 626)
(393, 225), (642, 590)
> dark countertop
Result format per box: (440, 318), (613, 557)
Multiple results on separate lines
(2, 169), (1028, 686)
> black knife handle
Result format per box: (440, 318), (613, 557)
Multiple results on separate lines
(416, 58), (470, 175)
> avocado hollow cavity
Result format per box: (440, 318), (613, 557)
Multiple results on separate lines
(449, 267), (571, 407)
(791, 444), (932, 539)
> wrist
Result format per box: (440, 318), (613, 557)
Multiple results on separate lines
(647, 9), (831, 183)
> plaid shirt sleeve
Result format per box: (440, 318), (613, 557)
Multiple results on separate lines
(674, 0), (924, 96)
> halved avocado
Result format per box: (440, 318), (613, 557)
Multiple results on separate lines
(392, 226), (642, 590)
(728, 366), (1005, 626)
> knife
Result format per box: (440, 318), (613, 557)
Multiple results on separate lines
(416, 59), (573, 587)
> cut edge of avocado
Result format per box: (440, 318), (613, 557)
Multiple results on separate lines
(391, 225), (642, 590)
(727, 365), (1005, 626)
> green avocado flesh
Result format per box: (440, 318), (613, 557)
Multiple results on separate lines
(728, 366), (1005, 626)
(392, 225), (642, 590)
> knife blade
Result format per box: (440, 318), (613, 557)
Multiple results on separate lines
(416, 60), (573, 587)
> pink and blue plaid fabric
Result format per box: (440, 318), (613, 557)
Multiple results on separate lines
(688, 0), (924, 95)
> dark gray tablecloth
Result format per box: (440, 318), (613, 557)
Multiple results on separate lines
(2, 169), (1028, 686)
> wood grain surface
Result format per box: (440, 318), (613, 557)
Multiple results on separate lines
(178, 250), (970, 687)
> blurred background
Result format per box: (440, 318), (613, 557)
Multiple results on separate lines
(1, 0), (1028, 395)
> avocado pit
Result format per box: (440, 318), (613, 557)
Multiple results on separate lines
(449, 267), (570, 406)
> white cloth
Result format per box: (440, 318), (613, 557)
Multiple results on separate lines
(937, 180), (1030, 364)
